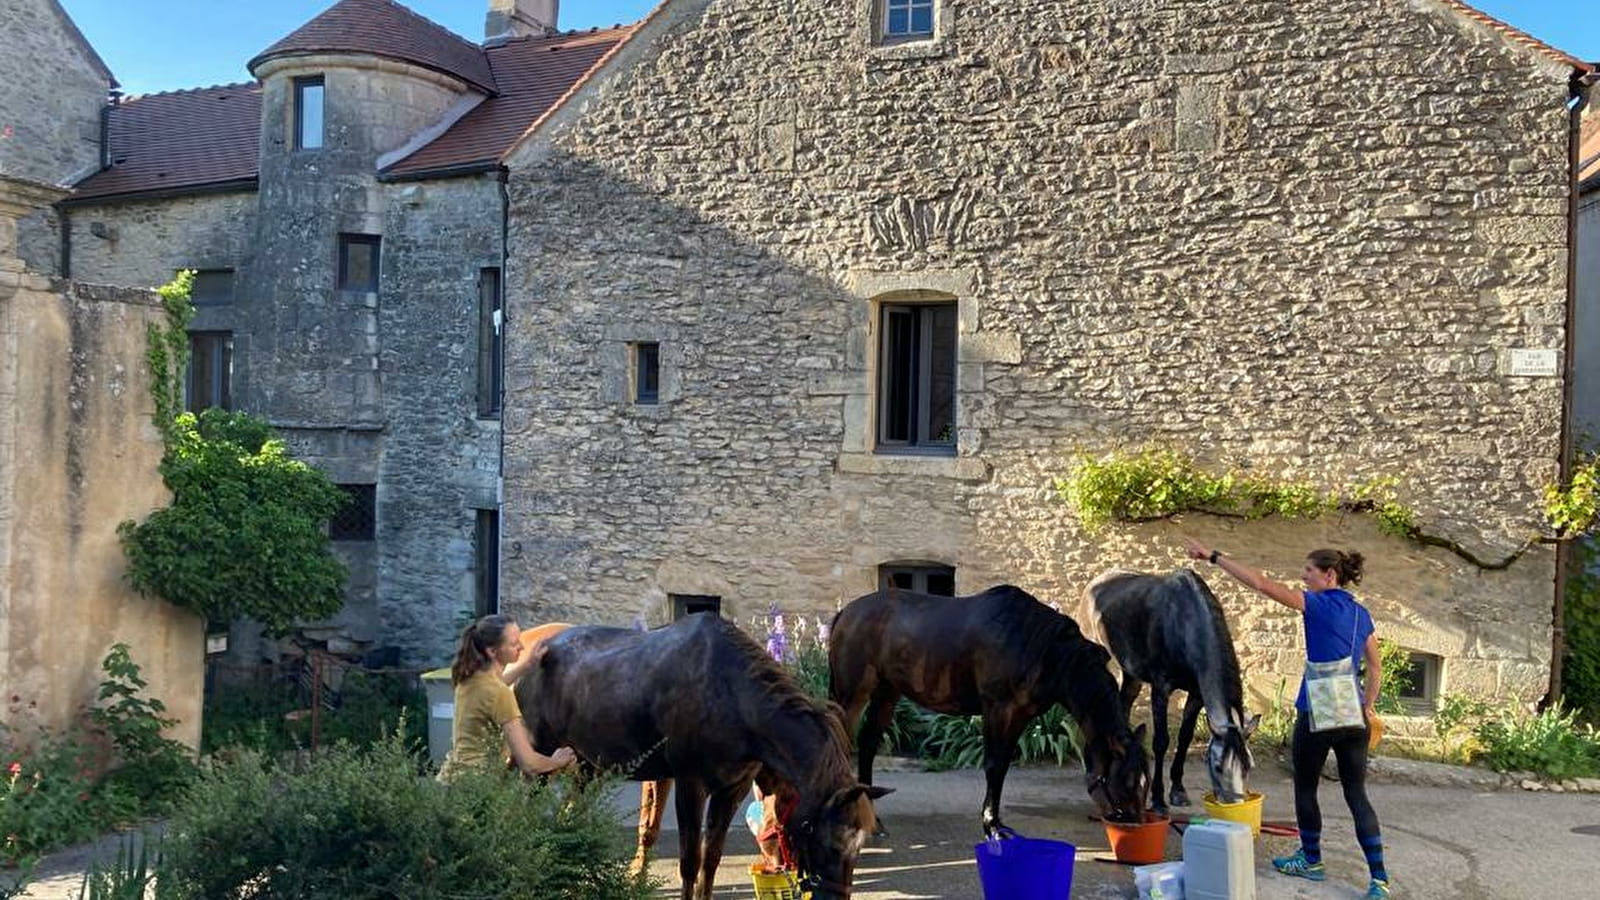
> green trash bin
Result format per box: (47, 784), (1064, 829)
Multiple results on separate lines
(421, 668), (454, 767)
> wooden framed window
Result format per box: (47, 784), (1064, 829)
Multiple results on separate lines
(477, 267), (503, 418)
(877, 301), (956, 453)
(474, 508), (500, 617)
(632, 342), (660, 405)
(294, 76), (324, 150)
(670, 594), (721, 619)
(337, 234), (380, 293)
(884, 0), (935, 39)
(330, 484), (376, 542)
(879, 563), (955, 596)
(189, 269), (235, 306)
(186, 331), (233, 412)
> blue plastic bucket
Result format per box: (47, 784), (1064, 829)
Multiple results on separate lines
(973, 829), (1075, 900)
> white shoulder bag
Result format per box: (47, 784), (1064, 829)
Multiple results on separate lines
(1303, 609), (1366, 732)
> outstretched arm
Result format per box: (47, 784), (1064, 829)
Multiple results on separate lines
(502, 639), (548, 685)
(504, 717), (577, 776)
(1183, 538), (1306, 612)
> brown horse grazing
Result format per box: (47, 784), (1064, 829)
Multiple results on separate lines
(830, 584), (1150, 837)
(516, 614), (889, 900)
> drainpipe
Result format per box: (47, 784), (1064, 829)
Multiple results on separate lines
(1548, 68), (1599, 710)
(496, 166), (510, 612)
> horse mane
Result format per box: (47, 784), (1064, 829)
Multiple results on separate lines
(974, 585), (1126, 737)
(710, 616), (855, 788)
(1174, 569), (1247, 726)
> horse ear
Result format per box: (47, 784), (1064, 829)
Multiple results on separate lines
(865, 785), (894, 801)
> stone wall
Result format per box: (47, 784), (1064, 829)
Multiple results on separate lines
(0, 0), (113, 274)
(65, 192), (258, 288)
(501, 0), (1575, 707)
(1, 182), (202, 748)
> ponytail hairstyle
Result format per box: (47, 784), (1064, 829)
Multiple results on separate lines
(451, 614), (515, 686)
(1308, 548), (1365, 587)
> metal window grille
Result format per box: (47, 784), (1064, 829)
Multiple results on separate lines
(330, 484), (376, 542)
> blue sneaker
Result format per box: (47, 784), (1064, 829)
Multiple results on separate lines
(1271, 848), (1326, 881)
(1365, 879), (1391, 899)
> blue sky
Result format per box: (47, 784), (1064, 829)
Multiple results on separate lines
(57, 0), (1599, 97)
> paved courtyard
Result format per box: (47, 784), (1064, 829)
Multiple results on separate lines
(15, 760), (1596, 898)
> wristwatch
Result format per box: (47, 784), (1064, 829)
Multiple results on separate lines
(1208, 549), (1222, 565)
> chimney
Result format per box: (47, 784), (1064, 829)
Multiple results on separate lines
(486, 0), (558, 40)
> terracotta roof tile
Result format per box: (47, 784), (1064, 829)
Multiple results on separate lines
(382, 27), (630, 178)
(248, 0), (496, 93)
(1438, 0), (1592, 73)
(68, 84), (262, 202)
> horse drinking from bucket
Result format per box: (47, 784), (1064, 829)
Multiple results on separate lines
(516, 614), (887, 900)
(829, 584), (1149, 837)
(1082, 568), (1256, 813)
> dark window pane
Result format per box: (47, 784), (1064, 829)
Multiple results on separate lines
(338, 234), (380, 292)
(878, 302), (956, 451)
(880, 307), (914, 443)
(924, 571), (955, 597)
(296, 78), (324, 150)
(635, 342), (660, 405)
(186, 332), (233, 412)
(477, 268), (502, 418)
(889, 572), (914, 591)
(925, 303), (957, 445)
(190, 269), (234, 306)
(880, 564), (956, 596)
(330, 484), (376, 542)
(474, 508), (500, 617)
(670, 594), (721, 619)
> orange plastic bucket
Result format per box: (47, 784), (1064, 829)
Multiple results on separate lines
(1103, 812), (1170, 864)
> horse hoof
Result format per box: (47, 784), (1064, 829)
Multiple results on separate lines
(1170, 789), (1190, 808)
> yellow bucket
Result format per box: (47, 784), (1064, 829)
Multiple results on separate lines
(749, 864), (811, 900)
(1202, 791), (1264, 837)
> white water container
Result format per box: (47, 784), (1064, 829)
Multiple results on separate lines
(1181, 819), (1254, 900)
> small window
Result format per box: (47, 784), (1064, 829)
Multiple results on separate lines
(632, 342), (660, 405)
(1395, 651), (1442, 714)
(294, 76), (324, 150)
(186, 331), (233, 412)
(670, 594), (721, 619)
(338, 234), (380, 293)
(474, 508), (500, 617)
(189, 269), (235, 306)
(330, 484), (376, 542)
(884, 0), (935, 39)
(877, 301), (956, 453)
(477, 268), (503, 418)
(879, 563), (955, 596)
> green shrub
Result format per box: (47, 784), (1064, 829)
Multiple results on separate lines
(1430, 694), (1491, 766)
(202, 667), (428, 757)
(921, 707), (1082, 771)
(1473, 702), (1600, 780)
(76, 835), (159, 900)
(90, 645), (195, 816)
(159, 732), (652, 900)
(1, 729), (101, 867)
(1563, 537), (1600, 722)
(786, 643), (928, 756)
(1375, 638), (1416, 715)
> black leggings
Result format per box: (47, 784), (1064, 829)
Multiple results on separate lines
(1291, 713), (1384, 874)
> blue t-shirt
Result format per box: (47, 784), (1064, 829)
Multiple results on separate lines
(1294, 588), (1376, 713)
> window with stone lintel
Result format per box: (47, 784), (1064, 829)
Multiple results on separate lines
(338, 234), (381, 293)
(877, 299), (956, 455)
(294, 76), (324, 151)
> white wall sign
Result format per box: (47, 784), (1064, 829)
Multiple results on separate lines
(1506, 348), (1559, 378)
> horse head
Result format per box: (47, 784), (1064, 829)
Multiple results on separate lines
(1205, 713), (1258, 803)
(1083, 723), (1149, 823)
(783, 783), (893, 900)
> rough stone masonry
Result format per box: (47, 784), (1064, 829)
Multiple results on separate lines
(501, 0), (1579, 709)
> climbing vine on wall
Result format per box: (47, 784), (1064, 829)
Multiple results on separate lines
(1055, 447), (1600, 571)
(117, 272), (349, 634)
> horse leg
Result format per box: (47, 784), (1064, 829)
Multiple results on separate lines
(1118, 673), (1143, 722)
(673, 778), (708, 900)
(1149, 686), (1172, 815)
(858, 686), (900, 835)
(980, 710), (1028, 838)
(695, 779), (748, 900)
(631, 778), (673, 876)
(1169, 693), (1203, 808)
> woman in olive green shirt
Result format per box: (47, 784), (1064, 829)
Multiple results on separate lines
(436, 615), (576, 782)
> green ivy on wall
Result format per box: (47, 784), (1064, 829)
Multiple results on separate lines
(1055, 447), (1600, 571)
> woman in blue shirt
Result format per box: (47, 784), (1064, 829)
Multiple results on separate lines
(1184, 539), (1390, 900)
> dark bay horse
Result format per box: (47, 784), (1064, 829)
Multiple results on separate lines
(516, 614), (888, 900)
(1082, 569), (1256, 813)
(830, 584), (1149, 836)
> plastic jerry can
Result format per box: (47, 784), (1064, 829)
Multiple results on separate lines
(1181, 818), (1254, 900)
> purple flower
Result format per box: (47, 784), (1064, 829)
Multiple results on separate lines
(764, 603), (789, 663)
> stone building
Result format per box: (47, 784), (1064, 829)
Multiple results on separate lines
(499, 0), (1595, 709)
(53, 0), (629, 664)
(0, 0), (117, 274)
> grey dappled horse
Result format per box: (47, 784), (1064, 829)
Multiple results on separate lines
(1082, 569), (1256, 813)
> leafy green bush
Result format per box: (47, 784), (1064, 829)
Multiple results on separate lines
(786, 643), (928, 756)
(1473, 703), (1600, 780)
(1, 729), (101, 867)
(90, 645), (195, 817)
(159, 733), (651, 900)
(203, 667), (429, 757)
(920, 707), (1082, 771)
(1563, 537), (1600, 722)
(1375, 639), (1416, 715)
(1251, 678), (1295, 750)
(76, 835), (160, 900)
